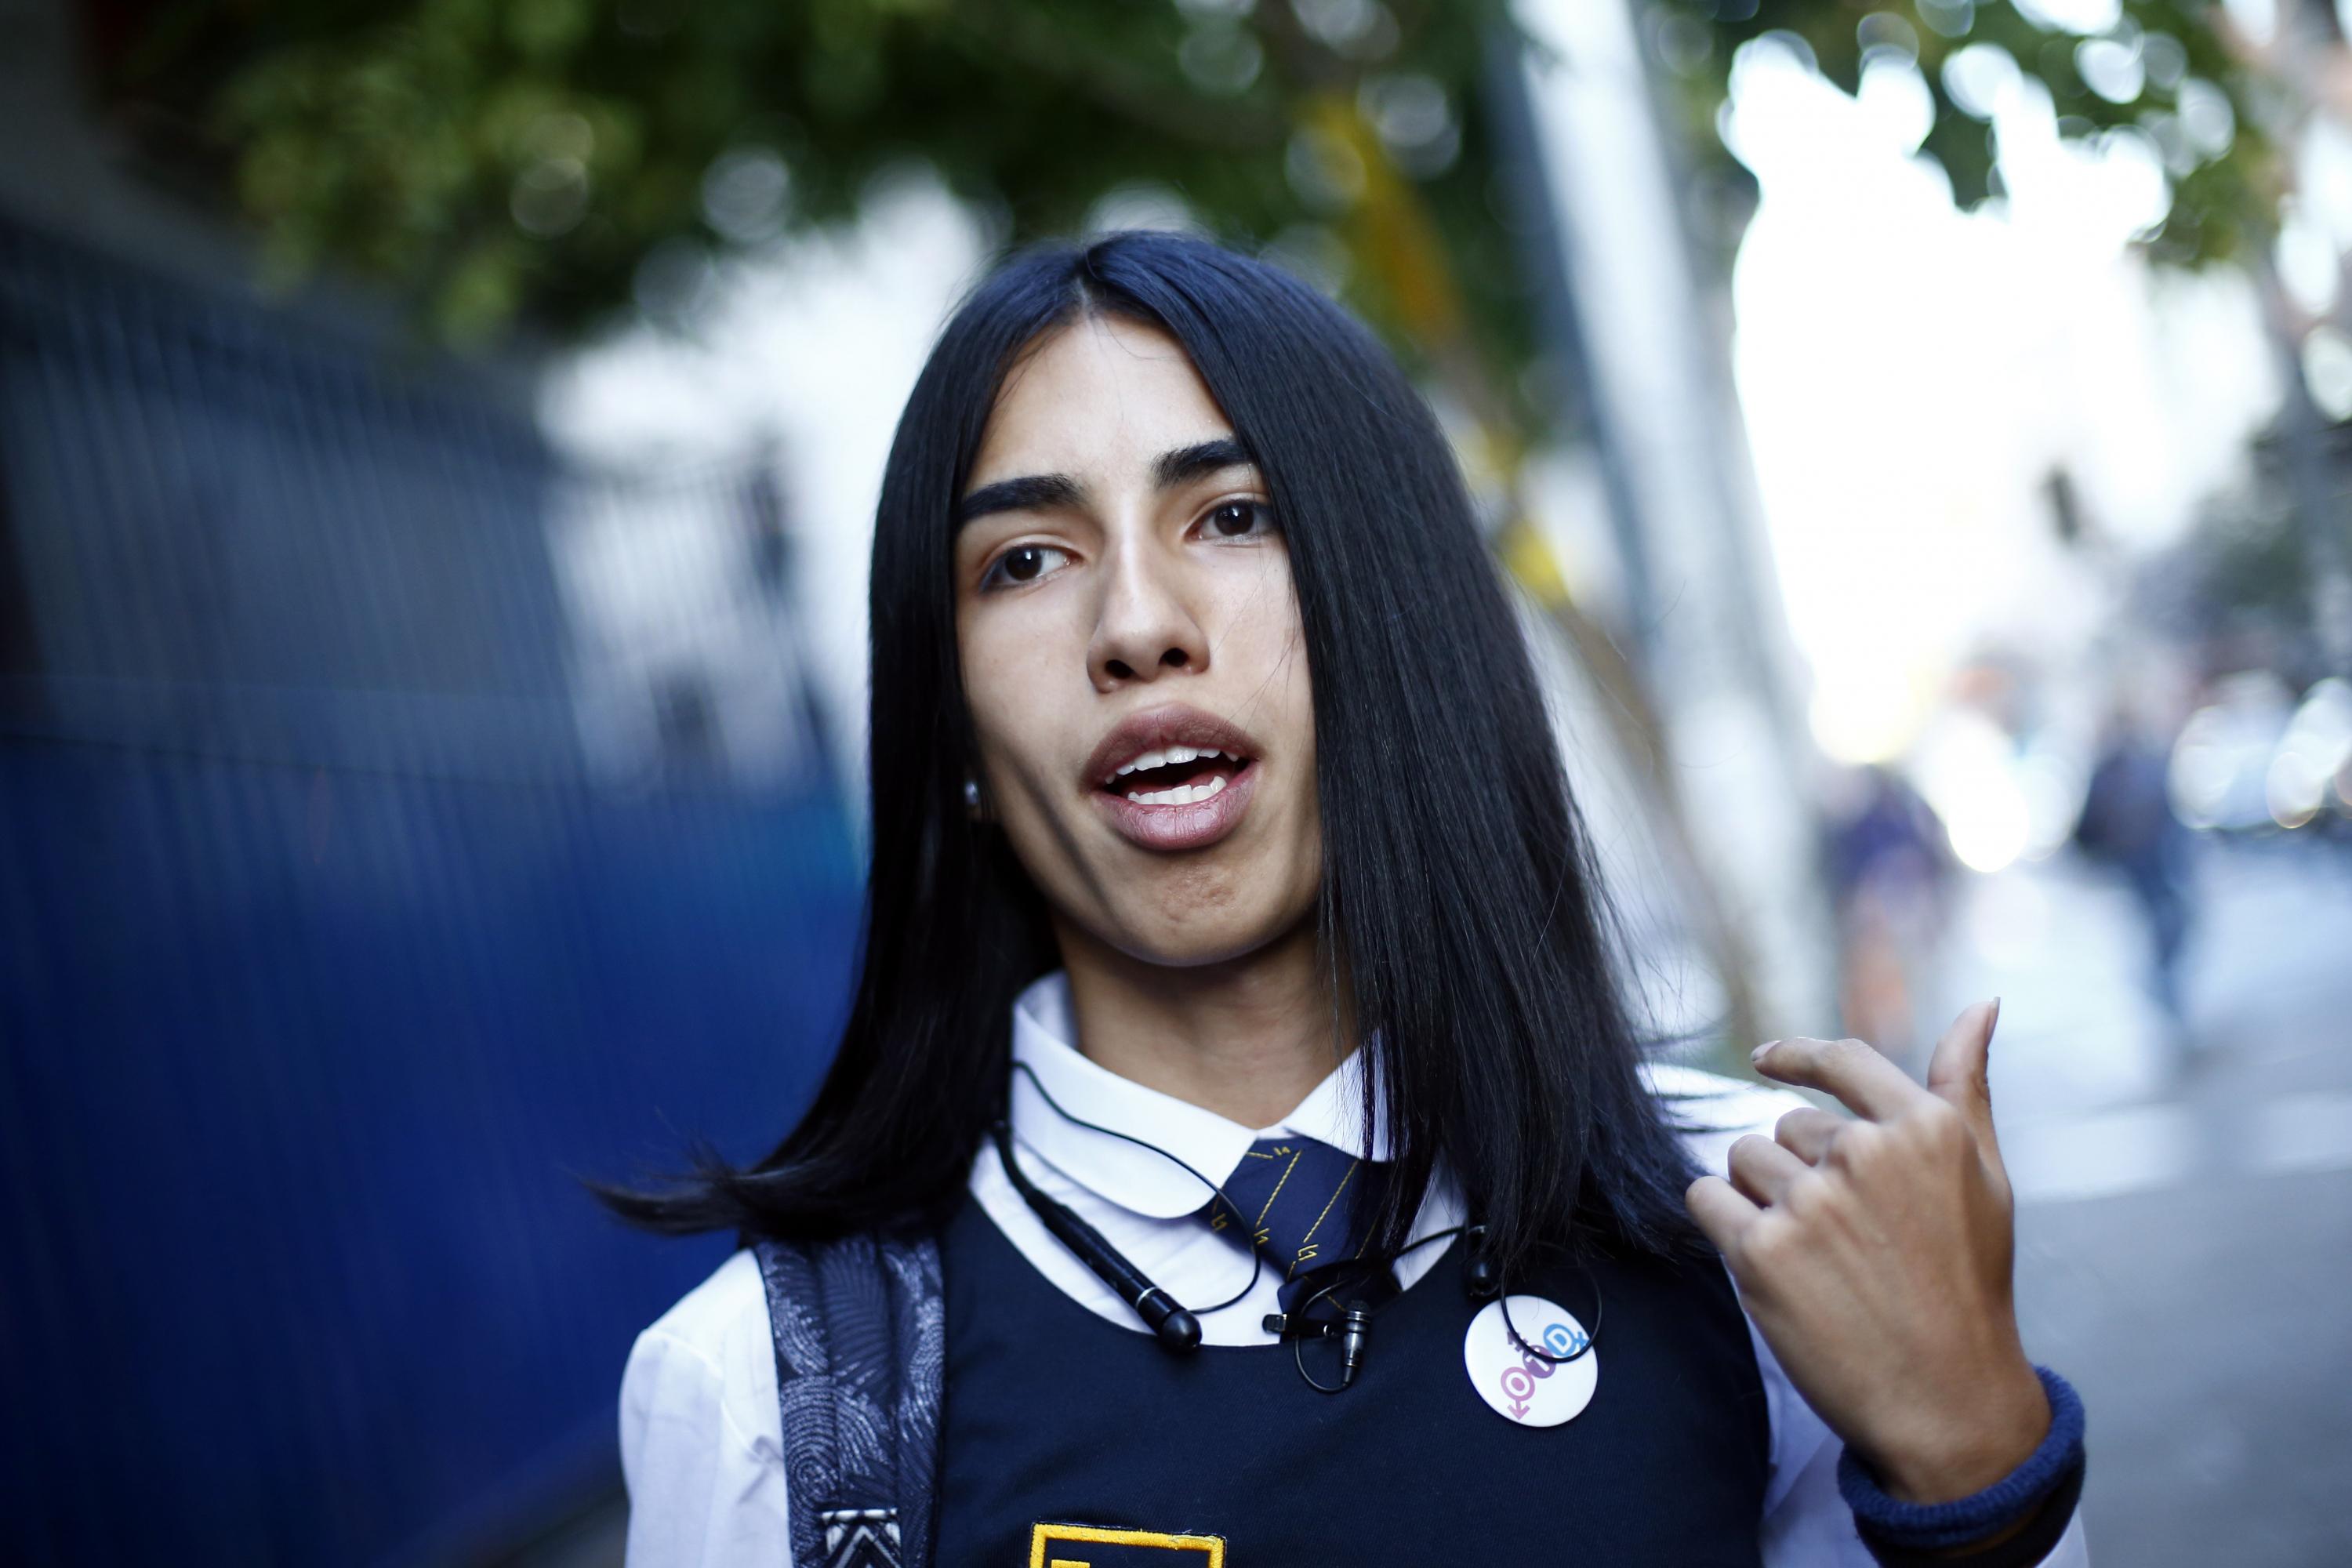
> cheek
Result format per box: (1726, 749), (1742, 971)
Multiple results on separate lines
(1204, 574), (1319, 869)
(957, 632), (1022, 746)
(1209, 571), (1316, 762)
(957, 601), (1087, 793)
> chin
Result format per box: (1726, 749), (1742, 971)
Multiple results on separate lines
(1095, 892), (1316, 973)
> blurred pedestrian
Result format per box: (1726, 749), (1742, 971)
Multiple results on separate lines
(2072, 705), (2197, 1051)
(1824, 763), (1955, 1058)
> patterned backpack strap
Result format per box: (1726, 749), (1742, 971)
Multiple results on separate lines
(752, 1228), (946, 1568)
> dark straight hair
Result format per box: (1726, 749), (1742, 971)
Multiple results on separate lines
(599, 229), (1703, 1276)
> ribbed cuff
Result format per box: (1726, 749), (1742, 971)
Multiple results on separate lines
(1838, 1365), (2086, 1555)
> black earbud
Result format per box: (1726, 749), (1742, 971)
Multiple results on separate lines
(1136, 1289), (1203, 1352)
(1460, 1224), (1606, 1368)
(1462, 1224), (1501, 1300)
(1264, 1298), (1377, 1390)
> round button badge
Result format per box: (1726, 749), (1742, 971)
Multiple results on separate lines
(1462, 1294), (1598, 1427)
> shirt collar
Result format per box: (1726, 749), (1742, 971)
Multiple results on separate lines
(1007, 969), (1391, 1221)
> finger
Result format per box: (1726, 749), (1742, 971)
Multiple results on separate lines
(1727, 1133), (1810, 1207)
(1774, 1106), (1846, 1164)
(1926, 996), (2005, 1170)
(1684, 1173), (1760, 1254)
(1753, 1034), (1930, 1124)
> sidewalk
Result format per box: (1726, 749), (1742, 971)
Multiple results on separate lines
(1930, 838), (2352, 1567)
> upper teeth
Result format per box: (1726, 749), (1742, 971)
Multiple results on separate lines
(1110, 745), (1232, 781)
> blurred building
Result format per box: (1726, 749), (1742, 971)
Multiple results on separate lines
(0, 4), (861, 1562)
(1504, 0), (1838, 1044)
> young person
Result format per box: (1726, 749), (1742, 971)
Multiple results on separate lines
(608, 230), (2089, 1567)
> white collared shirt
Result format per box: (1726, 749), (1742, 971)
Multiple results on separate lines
(618, 971), (2090, 1566)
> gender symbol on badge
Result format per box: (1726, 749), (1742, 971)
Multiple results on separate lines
(1461, 1294), (1598, 1427)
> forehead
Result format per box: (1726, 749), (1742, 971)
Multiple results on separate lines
(966, 314), (1234, 486)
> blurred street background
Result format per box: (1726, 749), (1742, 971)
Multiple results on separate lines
(2, 0), (2348, 1562)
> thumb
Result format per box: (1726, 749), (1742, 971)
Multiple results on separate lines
(1926, 996), (2004, 1171)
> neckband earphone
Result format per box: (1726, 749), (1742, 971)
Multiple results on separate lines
(989, 1119), (1208, 1352)
(992, 1058), (1600, 1390)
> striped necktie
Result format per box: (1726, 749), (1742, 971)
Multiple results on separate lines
(1209, 1134), (1397, 1312)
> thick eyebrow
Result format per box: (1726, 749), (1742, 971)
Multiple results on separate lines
(953, 436), (1258, 528)
(953, 473), (1086, 527)
(1152, 437), (1256, 490)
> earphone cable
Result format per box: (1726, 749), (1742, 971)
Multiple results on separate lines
(1008, 1058), (1264, 1316)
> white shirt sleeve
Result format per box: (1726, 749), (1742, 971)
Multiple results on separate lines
(1748, 1312), (2093, 1566)
(1654, 1063), (2090, 1567)
(1752, 1332), (2090, 1568)
(618, 1250), (791, 1568)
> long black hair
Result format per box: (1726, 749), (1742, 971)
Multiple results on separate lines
(600, 229), (1702, 1276)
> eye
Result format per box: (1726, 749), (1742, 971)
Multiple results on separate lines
(1199, 499), (1276, 540)
(979, 543), (1072, 590)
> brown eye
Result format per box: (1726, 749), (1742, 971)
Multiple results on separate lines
(1206, 500), (1269, 539)
(981, 543), (1071, 591)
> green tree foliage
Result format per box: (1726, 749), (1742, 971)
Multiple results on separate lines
(113, 0), (2275, 401)
(1650, 0), (2275, 271)
(117, 0), (1534, 366)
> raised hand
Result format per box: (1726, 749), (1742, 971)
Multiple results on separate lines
(1685, 1000), (2053, 1504)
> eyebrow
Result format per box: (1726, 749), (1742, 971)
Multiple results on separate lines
(954, 437), (1257, 527)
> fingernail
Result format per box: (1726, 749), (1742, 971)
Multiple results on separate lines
(1989, 996), (2002, 1032)
(1751, 1040), (1777, 1065)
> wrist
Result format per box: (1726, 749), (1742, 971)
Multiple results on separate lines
(1839, 1365), (2088, 1559)
(1876, 1358), (2051, 1504)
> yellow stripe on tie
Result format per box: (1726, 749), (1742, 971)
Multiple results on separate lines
(1254, 1150), (1303, 1229)
(1294, 1160), (1356, 1254)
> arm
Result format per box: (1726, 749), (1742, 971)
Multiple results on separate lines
(619, 1325), (793, 1567)
(1687, 1001), (2089, 1564)
(1748, 1308), (2090, 1567)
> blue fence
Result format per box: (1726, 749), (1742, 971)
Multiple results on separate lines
(0, 216), (864, 1565)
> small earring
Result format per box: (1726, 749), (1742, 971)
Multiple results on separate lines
(964, 777), (982, 808)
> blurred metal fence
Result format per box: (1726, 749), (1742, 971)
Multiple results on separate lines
(0, 214), (862, 1566)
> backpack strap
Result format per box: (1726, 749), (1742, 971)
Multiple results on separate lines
(752, 1229), (946, 1568)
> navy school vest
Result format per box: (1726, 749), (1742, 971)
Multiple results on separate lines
(930, 1192), (1772, 1566)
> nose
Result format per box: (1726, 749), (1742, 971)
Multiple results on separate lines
(1087, 539), (1208, 691)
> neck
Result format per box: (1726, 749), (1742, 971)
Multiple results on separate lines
(1049, 914), (1348, 1129)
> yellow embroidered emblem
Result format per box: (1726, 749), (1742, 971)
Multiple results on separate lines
(1026, 1522), (1226, 1566)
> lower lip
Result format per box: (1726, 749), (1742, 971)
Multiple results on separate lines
(1092, 762), (1261, 852)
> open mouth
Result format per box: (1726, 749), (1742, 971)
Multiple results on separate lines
(1083, 703), (1265, 851)
(1098, 745), (1253, 807)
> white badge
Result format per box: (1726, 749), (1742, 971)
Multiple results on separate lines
(1462, 1294), (1598, 1427)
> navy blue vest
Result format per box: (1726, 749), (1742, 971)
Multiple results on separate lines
(931, 1192), (1772, 1565)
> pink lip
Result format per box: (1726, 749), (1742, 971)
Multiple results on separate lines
(1083, 702), (1265, 854)
(1094, 760), (1261, 852)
